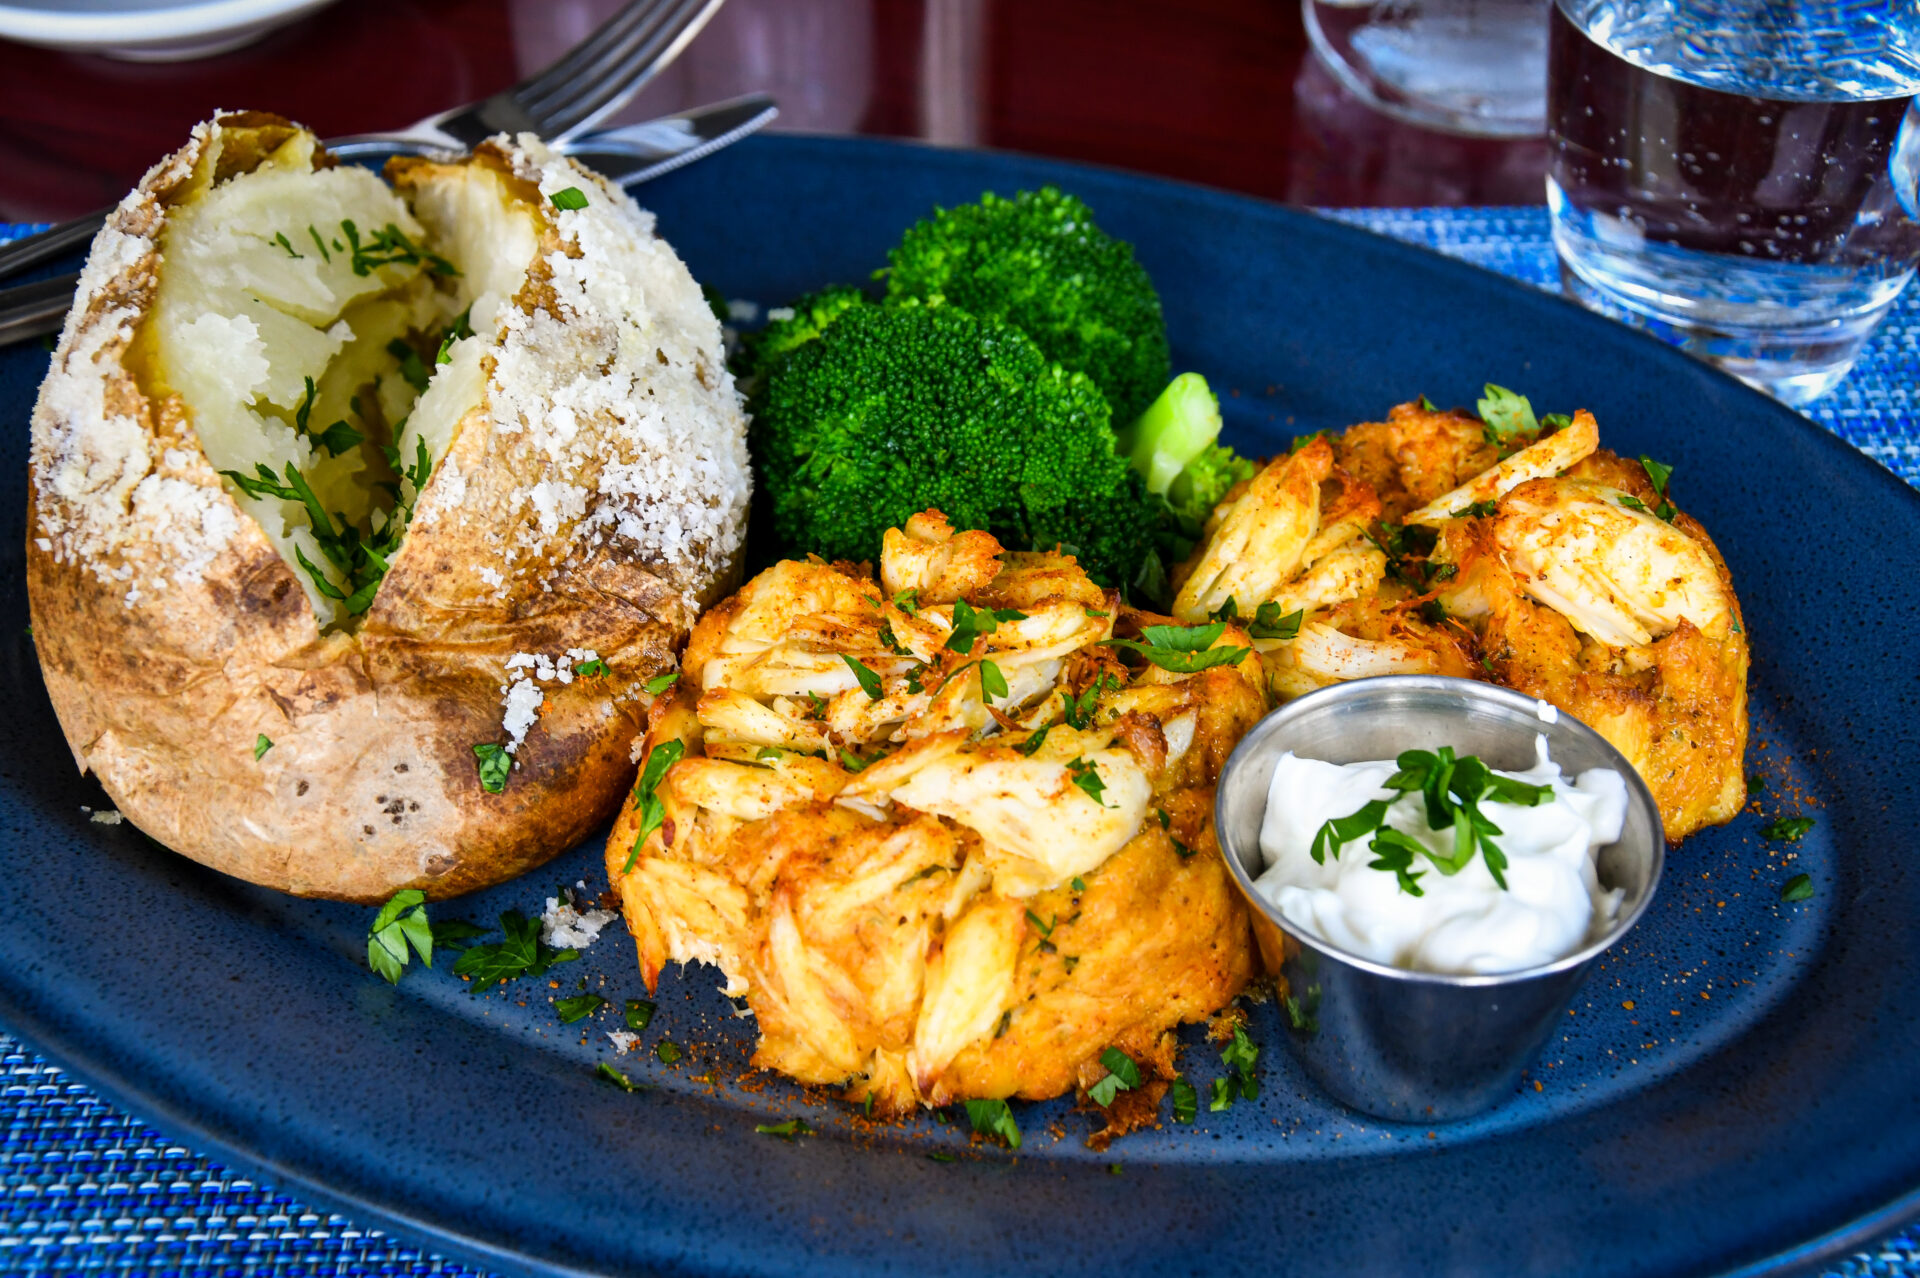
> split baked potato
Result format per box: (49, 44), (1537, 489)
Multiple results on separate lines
(28, 111), (751, 901)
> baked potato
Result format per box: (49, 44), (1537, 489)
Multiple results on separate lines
(28, 111), (751, 901)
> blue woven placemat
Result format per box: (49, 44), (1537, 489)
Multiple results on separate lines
(3, 208), (1917, 1278)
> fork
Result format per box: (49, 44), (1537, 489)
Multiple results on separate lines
(0, 0), (728, 283)
(0, 93), (778, 348)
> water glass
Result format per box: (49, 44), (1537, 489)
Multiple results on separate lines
(1547, 0), (1920, 405)
(1304, 0), (1552, 137)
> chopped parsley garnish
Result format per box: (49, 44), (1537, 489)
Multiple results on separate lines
(1477, 383), (1538, 442)
(643, 671), (680, 695)
(1542, 412), (1572, 431)
(1208, 1078), (1236, 1112)
(575, 658), (610, 678)
(804, 691), (828, 719)
(341, 218), (458, 278)
(962, 1097), (1022, 1149)
(1461, 500), (1501, 518)
(366, 889), (432, 984)
(928, 1152), (957, 1163)
(288, 375), (363, 457)
(1067, 757), (1108, 806)
(311, 418), (365, 458)
(878, 619), (911, 656)
(892, 589), (920, 614)
(473, 742), (511, 793)
(1107, 622), (1250, 674)
(1307, 747), (1551, 894)
(842, 653), (884, 700)
(755, 1117), (813, 1140)
(435, 305), (473, 365)
(1780, 873), (1815, 902)
(1017, 725), (1052, 757)
(1282, 992), (1317, 1034)
(944, 599), (1027, 654)
(306, 225), (332, 262)
(625, 739), (686, 870)
(554, 993), (606, 1024)
(221, 445), (415, 616)
(945, 599), (989, 653)
(1087, 1047), (1141, 1107)
(980, 659), (1008, 702)
(1085, 606), (1110, 618)
(1216, 1023), (1260, 1105)
(595, 1062), (641, 1092)
(451, 910), (577, 990)
(1025, 910), (1055, 939)
(1637, 455), (1679, 520)
(1247, 602), (1303, 641)
(1616, 493), (1650, 513)
(272, 231), (302, 259)
(655, 1040), (682, 1065)
(1309, 798), (1393, 865)
(1170, 1076), (1198, 1123)
(1366, 828), (1429, 896)
(1064, 673), (1114, 730)
(1763, 816), (1815, 843)
(253, 733), (273, 761)
(624, 999), (656, 1030)
(430, 917), (488, 949)
(386, 337), (433, 395)
(1212, 596), (1239, 620)
(838, 748), (876, 773)
(1417, 395), (1440, 412)
(1747, 773), (1767, 799)
(549, 186), (590, 211)
(1070, 876), (1087, 892)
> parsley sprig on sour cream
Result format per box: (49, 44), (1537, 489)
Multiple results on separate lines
(1253, 739), (1630, 975)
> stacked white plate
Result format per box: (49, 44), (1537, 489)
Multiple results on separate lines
(0, 0), (336, 60)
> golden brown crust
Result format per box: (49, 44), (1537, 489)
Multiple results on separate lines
(606, 526), (1264, 1113)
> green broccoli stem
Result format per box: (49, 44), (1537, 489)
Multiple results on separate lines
(1123, 372), (1224, 497)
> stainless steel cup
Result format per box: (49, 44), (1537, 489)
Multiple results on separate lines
(1214, 676), (1664, 1122)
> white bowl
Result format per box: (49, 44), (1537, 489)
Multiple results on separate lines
(0, 0), (337, 61)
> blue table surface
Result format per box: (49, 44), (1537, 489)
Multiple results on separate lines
(3, 207), (1918, 1277)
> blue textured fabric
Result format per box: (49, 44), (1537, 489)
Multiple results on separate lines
(2, 207), (1916, 1277)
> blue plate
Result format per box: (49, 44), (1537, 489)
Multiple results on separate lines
(1, 134), (1915, 1278)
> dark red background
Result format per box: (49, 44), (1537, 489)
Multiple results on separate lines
(0, 0), (1548, 221)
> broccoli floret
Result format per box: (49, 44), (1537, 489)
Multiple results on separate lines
(737, 283), (867, 379)
(884, 188), (1170, 423)
(1121, 372), (1257, 564)
(755, 302), (1155, 586)
(1166, 443), (1256, 532)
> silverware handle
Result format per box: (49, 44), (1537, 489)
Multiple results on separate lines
(0, 213), (105, 283)
(0, 272), (77, 347)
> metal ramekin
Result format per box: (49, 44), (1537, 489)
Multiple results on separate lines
(1214, 675), (1664, 1122)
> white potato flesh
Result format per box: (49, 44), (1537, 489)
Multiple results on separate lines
(147, 132), (496, 627)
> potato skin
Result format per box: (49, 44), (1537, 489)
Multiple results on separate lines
(28, 113), (750, 902)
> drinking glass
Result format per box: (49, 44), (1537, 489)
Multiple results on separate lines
(1547, 0), (1920, 405)
(1304, 0), (1552, 137)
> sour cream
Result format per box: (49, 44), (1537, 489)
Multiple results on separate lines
(1252, 738), (1627, 975)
